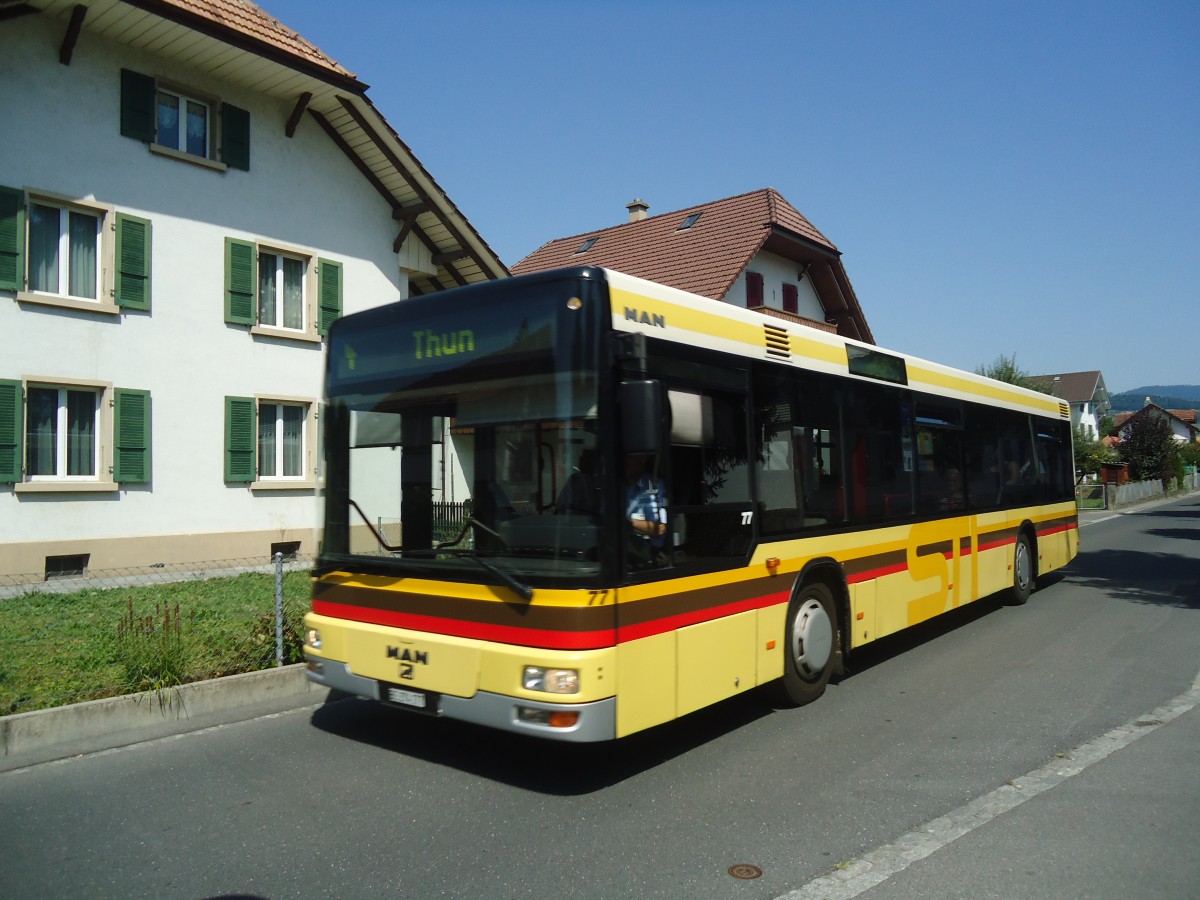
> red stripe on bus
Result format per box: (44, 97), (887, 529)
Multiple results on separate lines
(312, 599), (617, 650)
(846, 561), (908, 584)
(616, 590), (790, 642)
(314, 590), (792, 650)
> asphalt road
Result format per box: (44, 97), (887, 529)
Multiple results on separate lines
(2, 496), (1197, 899)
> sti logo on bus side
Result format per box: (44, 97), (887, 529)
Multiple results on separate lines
(625, 307), (666, 328)
(413, 329), (476, 360)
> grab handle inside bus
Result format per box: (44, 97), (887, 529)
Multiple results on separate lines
(620, 379), (665, 454)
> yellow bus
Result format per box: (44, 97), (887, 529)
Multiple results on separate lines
(304, 266), (1077, 741)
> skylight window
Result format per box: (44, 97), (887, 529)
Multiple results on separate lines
(678, 213), (701, 230)
(575, 237), (598, 254)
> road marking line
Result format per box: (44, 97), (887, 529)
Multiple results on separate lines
(1080, 514), (1120, 526)
(776, 673), (1200, 900)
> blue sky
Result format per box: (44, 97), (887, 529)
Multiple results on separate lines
(267, 0), (1198, 394)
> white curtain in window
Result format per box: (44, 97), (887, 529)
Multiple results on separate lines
(258, 402), (277, 477)
(258, 253), (277, 327)
(66, 390), (96, 476)
(186, 100), (208, 156)
(283, 405), (304, 476)
(26, 388), (57, 476)
(28, 204), (59, 294)
(157, 91), (180, 149)
(283, 258), (304, 330)
(68, 211), (97, 300)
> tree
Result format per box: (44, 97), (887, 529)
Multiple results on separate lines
(975, 353), (1049, 393)
(1072, 424), (1111, 480)
(1117, 415), (1178, 486)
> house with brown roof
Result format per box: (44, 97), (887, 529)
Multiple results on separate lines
(0, 0), (505, 582)
(1111, 404), (1200, 445)
(512, 188), (874, 343)
(1028, 370), (1111, 438)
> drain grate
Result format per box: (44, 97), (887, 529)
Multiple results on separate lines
(728, 864), (763, 880)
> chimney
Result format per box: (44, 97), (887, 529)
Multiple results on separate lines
(626, 198), (650, 223)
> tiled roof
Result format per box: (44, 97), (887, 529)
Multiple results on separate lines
(512, 188), (837, 302)
(1029, 370), (1103, 404)
(162, 0), (354, 78)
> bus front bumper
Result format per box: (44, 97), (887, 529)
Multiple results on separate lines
(304, 654), (616, 743)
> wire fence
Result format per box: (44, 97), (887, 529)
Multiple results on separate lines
(0, 553), (314, 717)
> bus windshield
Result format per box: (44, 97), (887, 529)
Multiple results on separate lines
(319, 275), (606, 589)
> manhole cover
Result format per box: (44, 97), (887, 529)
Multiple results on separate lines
(728, 864), (763, 880)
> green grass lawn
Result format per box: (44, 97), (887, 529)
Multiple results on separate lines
(0, 570), (311, 716)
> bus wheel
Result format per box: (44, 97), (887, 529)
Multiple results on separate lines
(1009, 532), (1035, 605)
(778, 581), (837, 707)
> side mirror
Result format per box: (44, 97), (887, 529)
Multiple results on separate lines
(620, 380), (664, 454)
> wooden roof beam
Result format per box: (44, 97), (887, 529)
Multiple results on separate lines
(285, 92), (312, 138)
(309, 107), (440, 260)
(59, 4), (86, 65)
(336, 96), (497, 279)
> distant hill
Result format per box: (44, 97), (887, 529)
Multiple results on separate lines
(1111, 385), (1200, 412)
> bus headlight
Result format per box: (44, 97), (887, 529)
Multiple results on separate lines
(305, 628), (322, 650)
(523, 666), (580, 694)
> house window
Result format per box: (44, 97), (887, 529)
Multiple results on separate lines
(745, 271), (764, 307)
(782, 283), (798, 314)
(0, 379), (151, 489)
(258, 252), (306, 331)
(26, 385), (98, 478)
(225, 238), (341, 340)
(258, 402), (306, 479)
(121, 69), (249, 171)
(28, 202), (100, 300)
(156, 88), (210, 157)
(0, 185), (152, 312)
(678, 213), (701, 230)
(225, 395), (316, 487)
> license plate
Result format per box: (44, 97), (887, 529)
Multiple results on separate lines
(380, 683), (438, 714)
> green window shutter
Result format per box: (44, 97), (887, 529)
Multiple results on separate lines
(0, 186), (23, 292)
(224, 238), (256, 325)
(0, 379), (21, 484)
(114, 388), (152, 484)
(317, 258), (343, 336)
(221, 103), (250, 171)
(225, 396), (256, 482)
(120, 69), (156, 142)
(115, 214), (152, 310)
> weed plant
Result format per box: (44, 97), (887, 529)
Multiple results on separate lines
(0, 570), (311, 715)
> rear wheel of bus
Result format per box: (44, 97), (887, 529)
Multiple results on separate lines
(778, 580), (839, 706)
(1009, 530), (1036, 605)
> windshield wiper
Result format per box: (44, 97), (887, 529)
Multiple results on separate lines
(437, 518), (533, 601)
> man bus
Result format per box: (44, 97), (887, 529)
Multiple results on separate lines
(303, 266), (1076, 741)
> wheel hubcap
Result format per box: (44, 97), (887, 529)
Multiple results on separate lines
(791, 598), (833, 680)
(1015, 541), (1032, 591)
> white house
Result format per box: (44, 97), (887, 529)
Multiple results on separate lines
(0, 0), (506, 581)
(1029, 370), (1111, 438)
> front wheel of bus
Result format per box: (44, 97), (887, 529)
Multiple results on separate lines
(778, 581), (838, 707)
(1009, 532), (1035, 605)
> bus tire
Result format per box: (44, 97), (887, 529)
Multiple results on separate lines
(1009, 531), (1036, 605)
(777, 580), (838, 707)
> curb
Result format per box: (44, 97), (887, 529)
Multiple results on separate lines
(1, 664), (328, 760)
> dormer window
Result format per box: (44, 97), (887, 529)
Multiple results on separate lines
(678, 213), (701, 230)
(575, 237), (597, 254)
